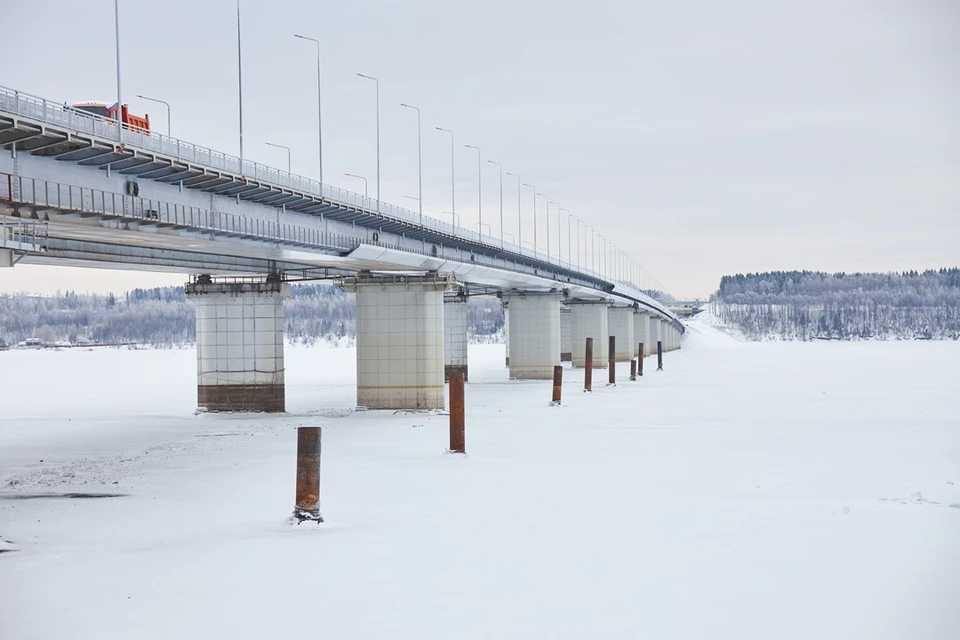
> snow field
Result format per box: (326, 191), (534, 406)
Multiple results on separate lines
(1, 317), (958, 639)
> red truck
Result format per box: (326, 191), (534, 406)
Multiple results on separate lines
(71, 101), (150, 132)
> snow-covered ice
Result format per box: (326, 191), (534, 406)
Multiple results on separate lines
(1, 317), (958, 639)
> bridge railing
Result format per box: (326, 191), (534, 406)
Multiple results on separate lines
(0, 172), (602, 289)
(0, 84), (613, 283)
(0, 172), (361, 252)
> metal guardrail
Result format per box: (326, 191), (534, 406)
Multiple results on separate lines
(0, 173), (603, 290)
(0, 172), (360, 252)
(0, 84), (628, 286)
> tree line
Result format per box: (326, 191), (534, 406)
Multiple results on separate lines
(713, 268), (960, 340)
(0, 284), (506, 347)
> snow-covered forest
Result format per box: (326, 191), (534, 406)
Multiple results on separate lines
(0, 284), (503, 347)
(714, 269), (960, 340)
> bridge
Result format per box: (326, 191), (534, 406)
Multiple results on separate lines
(0, 83), (684, 412)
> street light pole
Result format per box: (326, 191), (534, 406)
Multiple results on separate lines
(464, 144), (481, 238)
(546, 200), (557, 262)
(591, 227), (597, 274)
(236, 0), (244, 171)
(505, 171), (521, 251)
(356, 73), (380, 211)
(266, 142), (292, 173)
(586, 225), (591, 273)
(488, 160), (503, 249)
(136, 95), (171, 136)
(596, 229), (601, 276)
(344, 172), (368, 198)
(603, 236), (608, 279)
(600, 235), (605, 278)
(435, 126), (455, 228)
(576, 217), (581, 269)
(399, 103), (422, 226)
(113, 0), (122, 143)
(604, 236), (608, 279)
(524, 184), (537, 254)
(293, 34), (324, 187)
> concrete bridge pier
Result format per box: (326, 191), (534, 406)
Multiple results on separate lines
(671, 324), (683, 350)
(185, 275), (287, 412)
(346, 273), (451, 410)
(444, 291), (469, 382)
(634, 310), (648, 358)
(647, 314), (661, 356)
(570, 301), (609, 368)
(503, 303), (510, 367)
(608, 306), (635, 362)
(505, 291), (562, 379)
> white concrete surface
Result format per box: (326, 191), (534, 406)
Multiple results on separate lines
(352, 276), (448, 409)
(506, 292), (561, 379)
(634, 311), (649, 358)
(571, 302), (608, 368)
(189, 283), (286, 389)
(503, 304), (510, 365)
(648, 315), (661, 356)
(609, 306), (635, 362)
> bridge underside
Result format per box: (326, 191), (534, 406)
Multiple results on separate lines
(0, 194), (619, 302)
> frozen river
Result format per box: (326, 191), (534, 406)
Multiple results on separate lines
(1, 319), (958, 639)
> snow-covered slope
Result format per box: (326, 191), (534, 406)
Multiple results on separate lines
(679, 308), (745, 348)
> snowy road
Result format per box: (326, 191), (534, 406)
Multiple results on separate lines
(1, 320), (958, 639)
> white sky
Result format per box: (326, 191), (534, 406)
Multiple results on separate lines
(1, 0), (957, 298)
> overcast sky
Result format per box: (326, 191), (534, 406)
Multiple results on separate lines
(1, 0), (957, 298)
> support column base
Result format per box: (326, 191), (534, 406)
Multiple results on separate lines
(357, 386), (445, 410)
(572, 359), (609, 369)
(509, 366), (555, 380)
(198, 384), (285, 412)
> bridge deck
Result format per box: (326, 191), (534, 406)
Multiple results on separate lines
(0, 84), (683, 328)
(0, 84), (605, 289)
